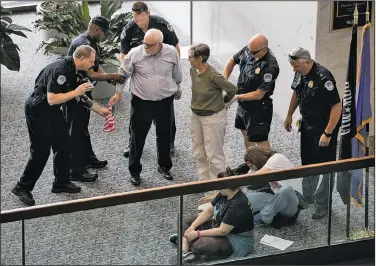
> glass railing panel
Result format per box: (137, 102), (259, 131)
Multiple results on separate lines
(1, 221), (22, 265)
(22, 198), (180, 265)
(331, 167), (375, 244)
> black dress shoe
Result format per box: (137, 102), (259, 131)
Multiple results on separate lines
(71, 171), (98, 182)
(130, 175), (141, 186)
(51, 182), (81, 193)
(12, 184), (35, 206)
(169, 233), (178, 244)
(158, 167), (173, 180)
(86, 160), (108, 169)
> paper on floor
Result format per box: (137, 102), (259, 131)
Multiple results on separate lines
(260, 234), (294, 251)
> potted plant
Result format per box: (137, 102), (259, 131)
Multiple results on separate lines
(34, 1), (132, 98)
(0, 6), (32, 71)
(34, 1), (70, 42)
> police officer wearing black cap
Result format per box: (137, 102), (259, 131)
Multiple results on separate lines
(118, 1), (180, 158)
(284, 47), (342, 220)
(65, 16), (125, 182)
(12, 45), (110, 206)
(224, 33), (279, 150)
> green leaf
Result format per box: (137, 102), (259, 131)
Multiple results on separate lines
(101, 1), (123, 19)
(81, 1), (90, 28)
(0, 6), (12, 16)
(7, 24), (32, 32)
(1, 33), (14, 44)
(2, 16), (12, 24)
(0, 42), (20, 71)
(4, 29), (28, 38)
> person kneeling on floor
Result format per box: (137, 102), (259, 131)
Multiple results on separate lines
(199, 146), (308, 229)
(169, 171), (255, 264)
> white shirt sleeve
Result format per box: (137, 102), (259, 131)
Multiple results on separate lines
(264, 153), (302, 194)
(264, 154), (294, 170)
(116, 53), (134, 92)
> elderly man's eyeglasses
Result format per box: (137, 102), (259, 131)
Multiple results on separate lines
(142, 41), (159, 48)
(288, 55), (301, 60)
(249, 47), (266, 55)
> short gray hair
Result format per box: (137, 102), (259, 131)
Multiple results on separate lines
(73, 45), (96, 59)
(289, 47), (312, 63)
(145, 28), (164, 43)
(189, 43), (210, 63)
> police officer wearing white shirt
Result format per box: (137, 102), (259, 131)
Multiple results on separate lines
(110, 29), (182, 186)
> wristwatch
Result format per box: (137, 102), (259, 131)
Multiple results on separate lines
(323, 131), (332, 137)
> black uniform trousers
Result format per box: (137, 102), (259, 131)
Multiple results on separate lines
(19, 94), (71, 191)
(63, 94), (97, 176)
(300, 121), (339, 208)
(129, 94), (173, 176)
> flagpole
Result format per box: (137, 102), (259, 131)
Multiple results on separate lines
(364, 0), (370, 232)
(345, 4), (358, 239)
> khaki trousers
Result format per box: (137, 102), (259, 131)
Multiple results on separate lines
(191, 108), (227, 180)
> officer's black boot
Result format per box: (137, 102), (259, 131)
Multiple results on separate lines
(51, 182), (81, 193)
(70, 170), (98, 182)
(86, 159), (108, 169)
(12, 183), (35, 206)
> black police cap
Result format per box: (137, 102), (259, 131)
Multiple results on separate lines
(90, 16), (110, 33)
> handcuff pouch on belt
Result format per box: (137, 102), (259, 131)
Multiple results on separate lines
(76, 77), (94, 109)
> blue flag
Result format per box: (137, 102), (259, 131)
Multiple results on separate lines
(351, 22), (372, 206)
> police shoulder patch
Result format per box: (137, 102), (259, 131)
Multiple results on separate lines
(120, 19), (136, 40)
(263, 73), (273, 82)
(325, 80), (334, 91)
(57, 75), (66, 85)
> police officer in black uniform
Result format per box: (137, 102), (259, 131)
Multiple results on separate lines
(65, 16), (125, 182)
(284, 47), (342, 220)
(118, 1), (180, 158)
(224, 34), (279, 150)
(12, 45), (109, 206)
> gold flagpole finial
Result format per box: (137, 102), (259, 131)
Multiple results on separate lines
(354, 3), (359, 25)
(366, 1), (370, 23)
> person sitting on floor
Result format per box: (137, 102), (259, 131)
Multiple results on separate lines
(169, 171), (255, 264)
(199, 146), (308, 229)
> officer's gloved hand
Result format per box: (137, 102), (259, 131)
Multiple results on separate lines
(225, 95), (238, 109)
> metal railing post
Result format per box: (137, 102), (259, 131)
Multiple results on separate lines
(190, 0), (193, 44)
(177, 195), (183, 265)
(22, 219), (25, 265)
(327, 172), (334, 246)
